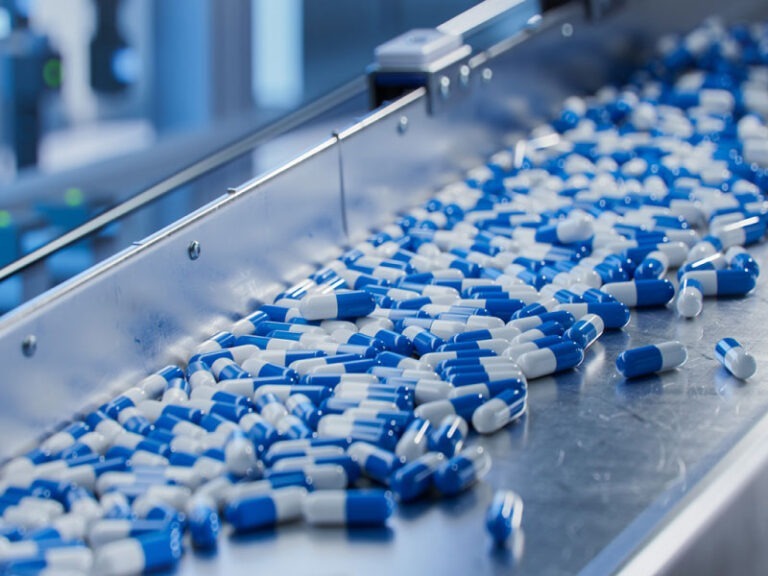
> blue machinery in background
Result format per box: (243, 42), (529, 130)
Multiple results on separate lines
(0, 0), (481, 314)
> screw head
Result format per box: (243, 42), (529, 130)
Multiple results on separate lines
(22, 334), (37, 358)
(397, 116), (409, 135)
(561, 22), (574, 37)
(459, 65), (471, 87)
(188, 240), (201, 261)
(439, 75), (451, 99)
(481, 68), (493, 83)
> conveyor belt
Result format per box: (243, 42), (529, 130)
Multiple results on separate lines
(2, 0), (768, 574)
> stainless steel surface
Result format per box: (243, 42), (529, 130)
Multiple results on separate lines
(338, 88), (449, 242)
(170, 271), (768, 576)
(1, 0), (768, 574)
(617, 407), (768, 576)
(0, 137), (344, 457)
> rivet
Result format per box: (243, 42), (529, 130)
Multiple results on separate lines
(22, 334), (37, 358)
(188, 241), (201, 261)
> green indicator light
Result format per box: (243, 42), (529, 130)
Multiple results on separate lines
(0, 210), (12, 228)
(43, 58), (62, 89)
(64, 187), (84, 207)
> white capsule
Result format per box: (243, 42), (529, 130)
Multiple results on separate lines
(715, 338), (757, 380)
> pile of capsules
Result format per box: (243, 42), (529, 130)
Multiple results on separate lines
(1, 17), (767, 575)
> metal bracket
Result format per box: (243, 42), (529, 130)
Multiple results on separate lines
(367, 28), (472, 113)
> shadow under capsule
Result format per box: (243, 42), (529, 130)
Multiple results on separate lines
(615, 374), (664, 398)
(489, 529), (526, 570)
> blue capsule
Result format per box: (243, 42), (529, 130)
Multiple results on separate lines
(471, 386), (528, 434)
(427, 415), (468, 457)
(389, 452), (444, 501)
(616, 341), (688, 378)
(303, 489), (394, 526)
(725, 246), (760, 278)
(225, 486), (306, 531)
(601, 279), (675, 307)
(517, 341), (584, 379)
(298, 290), (376, 320)
(415, 394), (486, 426)
(230, 310), (271, 335)
(347, 442), (404, 485)
(564, 313), (604, 349)
(680, 269), (756, 297)
(633, 251), (669, 279)
(92, 527), (183, 574)
(715, 337), (757, 379)
(433, 445), (492, 496)
(676, 276), (704, 318)
(395, 418), (432, 461)
(281, 393), (321, 429)
(555, 302), (630, 329)
(486, 490), (524, 546)
(401, 326), (444, 355)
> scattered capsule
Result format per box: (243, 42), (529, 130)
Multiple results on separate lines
(676, 276), (704, 318)
(486, 490), (523, 545)
(601, 279), (675, 307)
(715, 338), (757, 379)
(303, 490), (394, 526)
(395, 418), (432, 461)
(347, 442), (404, 485)
(225, 486), (306, 532)
(433, 446), (492, 496)
(517, 341), (584, 380)
(679, 270), (756, 297)
(616, 341), (688, 379)
(563, 313), (604, 350)
(472, 387), (527, 434)
(389, 452), (445, 501)
(427, 416), (468, 457)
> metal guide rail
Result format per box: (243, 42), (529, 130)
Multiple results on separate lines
(1, 0), (768, 574)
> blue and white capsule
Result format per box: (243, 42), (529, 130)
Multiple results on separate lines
(87, 517), (177, 547)
(346, 442), (404, 485)
(679, 270), (756, 297)
(725, 246), (760, 278)
(516, 341), (584, 379)
(389, 452), (445, 501)
(298, 290), (376, 320)
(676, 276), (704, 318)
(394, 418), (431, 462)
(414, 394), (486, 426)
(401, 326), (444, 355)
(471, 387), (527, 434)
(564, 313), (604, 350)
(633, 250), (669, 280)
(715, 338), (757, 380)
(601, 279), (675, 307)
(303, 489), (394, 526)
(92, 528), (182, 575)
(0, 541), (94, 573)
(554, 302), (630, 329)
(427, 415), (468, 457)
(225, 486), (306, 531)
(616, 341), (688, 379)
(486, 490), (524, 546)
(186, 496), (220, 550)
(433, 445), (492, 496)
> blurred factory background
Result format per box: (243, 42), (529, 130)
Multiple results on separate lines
(0, 0), (481, 314)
